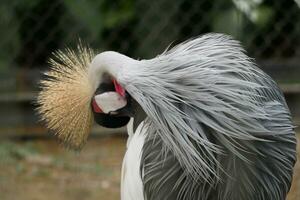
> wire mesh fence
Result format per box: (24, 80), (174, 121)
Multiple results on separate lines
(1, 0), (299, 69)
(0, 0), (299, 135)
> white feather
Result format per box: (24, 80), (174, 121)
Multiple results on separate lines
(121, 120), (146, 200)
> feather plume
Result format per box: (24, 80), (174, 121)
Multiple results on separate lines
(37, 43), (95, 149)
(120, 34), (296, 199)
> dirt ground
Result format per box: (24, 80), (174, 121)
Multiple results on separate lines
(0, 136), (125, 200)
(0, 133), (299, 200)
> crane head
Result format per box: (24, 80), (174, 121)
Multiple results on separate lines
(90, 76), (131, 128)
(37, 45), (136, 149)
(87, 51), (139, 128)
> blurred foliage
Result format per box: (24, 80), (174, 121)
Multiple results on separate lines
(63, 0), (135, 39)
(0, 141), (38, 164)
(0, 0), (299, 72)
(0, 0), (135, 71)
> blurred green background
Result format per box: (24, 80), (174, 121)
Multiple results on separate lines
(0, 0), (299, 199)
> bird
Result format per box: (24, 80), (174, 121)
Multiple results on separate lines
(37, 33), (297, 200)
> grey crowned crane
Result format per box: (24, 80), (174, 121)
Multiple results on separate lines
(37, 33), (296, 200)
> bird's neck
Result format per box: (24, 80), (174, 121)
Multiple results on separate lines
(88, 51), (138, 91)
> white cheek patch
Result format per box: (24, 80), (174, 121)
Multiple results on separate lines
(94, 92), (127, 114)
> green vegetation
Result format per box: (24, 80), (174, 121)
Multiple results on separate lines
(0, 141), (38, 164)
(0, 0), (299, 72)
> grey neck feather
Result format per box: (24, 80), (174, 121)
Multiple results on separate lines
(121, 33), (296, 200)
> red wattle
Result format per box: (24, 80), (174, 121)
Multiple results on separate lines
(113, 79), (125, 97)
(92, 99), (103, 113)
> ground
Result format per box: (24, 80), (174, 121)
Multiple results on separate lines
(0, 133), (299, 200)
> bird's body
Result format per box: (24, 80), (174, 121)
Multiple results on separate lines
(38, 33), (296, 200)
